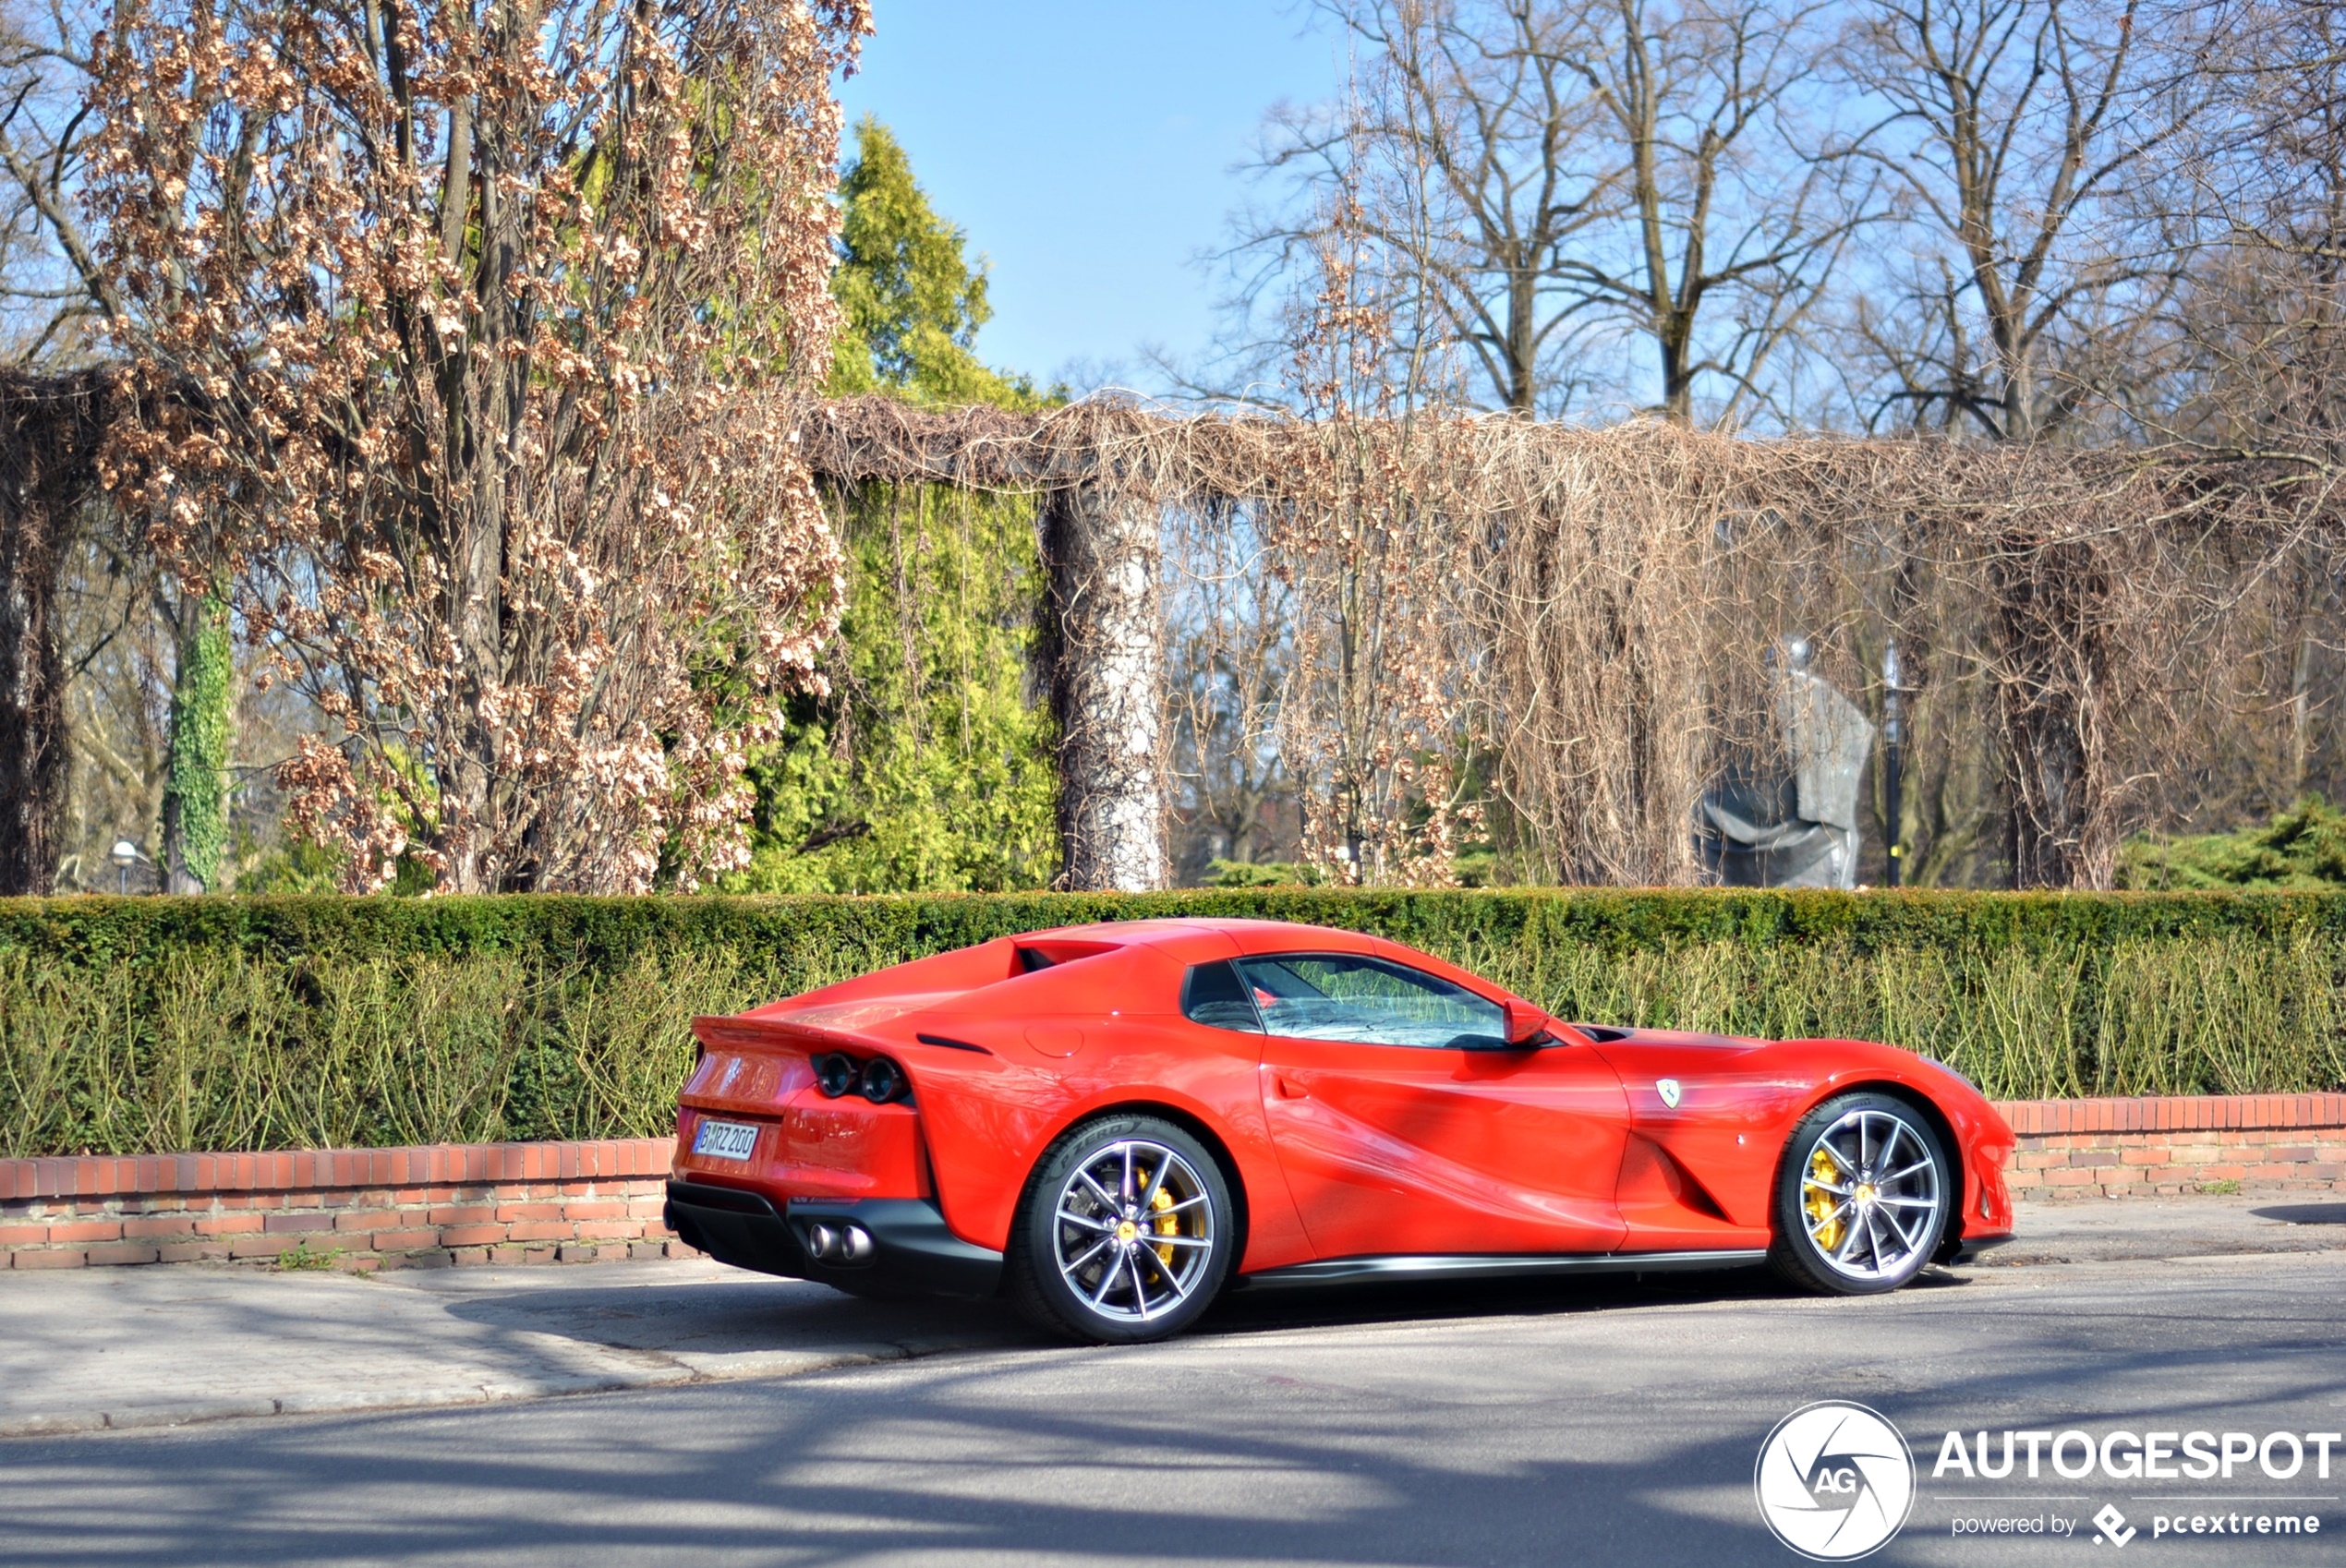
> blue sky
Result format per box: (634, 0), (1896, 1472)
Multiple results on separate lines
(836, 3), (1340, 392)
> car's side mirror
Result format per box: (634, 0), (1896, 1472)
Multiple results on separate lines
(1503, 999), (1550, 1046)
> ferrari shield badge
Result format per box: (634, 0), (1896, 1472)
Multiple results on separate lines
(1657, 1078), (1683, 1109)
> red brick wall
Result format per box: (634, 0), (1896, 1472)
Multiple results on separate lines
(1994, 1094), (2346, 1200)
(0, 1140), (693, 1272)
(5, 1096), (2342, 1272)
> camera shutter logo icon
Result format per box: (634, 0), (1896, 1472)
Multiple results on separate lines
(1754, 1401), (1916, 1560)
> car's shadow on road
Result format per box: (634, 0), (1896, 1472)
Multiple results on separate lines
(2252, 1201), (2346, 1225)
(425, 1270), (1040, 1360)
(426, 1255), (1973, 1364)
(1197, 1260), (1973, 1337)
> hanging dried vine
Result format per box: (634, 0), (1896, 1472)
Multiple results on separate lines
(787, 396), (2345, 888)
(2, 377), (2340, 889)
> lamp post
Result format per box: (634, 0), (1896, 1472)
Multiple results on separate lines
(1881, 641), (1905, 888)
(110, 838), (139, 896)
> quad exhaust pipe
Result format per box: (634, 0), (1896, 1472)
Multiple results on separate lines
(804, 1221), (876, 1266)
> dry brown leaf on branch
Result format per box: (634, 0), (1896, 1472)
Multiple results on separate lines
(84, 0), (869, 893)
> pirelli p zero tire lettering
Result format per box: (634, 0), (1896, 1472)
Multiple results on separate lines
(1007, 1114), (1235, 1345)
(1770, 1091), (1951, 1297)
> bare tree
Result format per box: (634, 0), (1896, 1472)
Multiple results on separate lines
(1233, 0), (1861, 425)
(1166, 499), (1299, 879)
(1828, 0), (2196, 887)
(2124, 0), (2346, 827)
(0, 2), (308, 897)
(1839, 0), (2189, 440)
(0, 3), (107, 894)
(0, 0), (113, 362)
(2156, 0), (2346, 463)
(1546, 0), (1868, 422)
(1245, 0), (1610, 416)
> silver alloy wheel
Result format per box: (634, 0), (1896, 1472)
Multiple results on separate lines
(1796, 1106), (1944, 1283)
(1051, 1138), (1217, 1323)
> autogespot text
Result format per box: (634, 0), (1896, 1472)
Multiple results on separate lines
(1932, 1428), (2341, 1483)
(1933, 1428), (2336, 1546)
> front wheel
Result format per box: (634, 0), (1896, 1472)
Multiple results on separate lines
(1770, 1092), (1950, 1296)
(1006, 1115), (1235, 1344)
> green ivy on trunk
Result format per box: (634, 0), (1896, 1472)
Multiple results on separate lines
(161, 590), (233, 893)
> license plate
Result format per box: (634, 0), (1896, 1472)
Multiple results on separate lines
(693, 1119), (760, 1160)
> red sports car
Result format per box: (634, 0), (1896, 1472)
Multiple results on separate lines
(666, 919), (2015, 1343)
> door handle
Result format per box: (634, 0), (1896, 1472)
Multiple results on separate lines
(1274, 1073), (1308, 1100)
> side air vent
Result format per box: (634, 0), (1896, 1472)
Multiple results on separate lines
(1013, 939), (1120, 972)
(914, 1033), (992, 1055)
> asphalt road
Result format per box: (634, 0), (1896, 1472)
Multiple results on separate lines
(5, 1248), (2344, 1568)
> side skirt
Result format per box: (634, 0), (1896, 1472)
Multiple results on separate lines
(1235, 1248), (1772, 1290)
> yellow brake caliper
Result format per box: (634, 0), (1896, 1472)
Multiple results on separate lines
(1804, 1148), (1845, 1250)
(1151, 1182), (1180, 1266)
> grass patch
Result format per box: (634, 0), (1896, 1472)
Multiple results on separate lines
(272, 1239), (345, 1272)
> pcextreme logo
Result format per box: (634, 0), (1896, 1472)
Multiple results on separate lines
(1755, 1401), (1917, 1561)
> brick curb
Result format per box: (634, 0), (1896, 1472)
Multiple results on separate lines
(0, 1138), (689, 1272)
(1991, 1097), (2346, 1200)
(0, 1139), (677, 1203)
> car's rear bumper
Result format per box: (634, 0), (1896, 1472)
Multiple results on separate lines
(663, 1180), (1002, 1297)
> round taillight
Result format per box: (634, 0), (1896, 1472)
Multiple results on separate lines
(812, 1053), (858, 1098)
(859, 1055), (907, 1104)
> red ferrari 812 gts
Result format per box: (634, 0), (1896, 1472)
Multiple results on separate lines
(666, 919), (2015, 1342)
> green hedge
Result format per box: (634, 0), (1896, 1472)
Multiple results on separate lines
(3, 889), (2343, 1157)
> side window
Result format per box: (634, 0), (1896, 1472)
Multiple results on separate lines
(1180, 960), (1263, 1032)
(1233, 953), (1506, 1049)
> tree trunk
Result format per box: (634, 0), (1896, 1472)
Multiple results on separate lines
(1043, 481), (1165, 891)
(1506, 268), (1538, 414)
(1659, 328), (1693, 425)
(1990, 532), (2110, 889)
(0, 374), (104, 896)
(444, 103), (509, 896)
(2289, 556), (2318, 800)
(0, 482), (67, 897)
(446, 497), (505, 892)
(2000, 354), (2038, 443)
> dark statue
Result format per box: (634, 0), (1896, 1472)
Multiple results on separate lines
(1699, 638), (1875, 889)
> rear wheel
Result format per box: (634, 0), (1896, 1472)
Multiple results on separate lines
(1007, 1115), (1234, 1344)
(1770, 1092), (1950, 1296)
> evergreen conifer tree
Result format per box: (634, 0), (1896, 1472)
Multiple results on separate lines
(729, 119), (1059, 892)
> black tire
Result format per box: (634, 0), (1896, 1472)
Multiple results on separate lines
(1006, 1114), (1236, 1344)
(1770, 1092), (1951, 1297)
